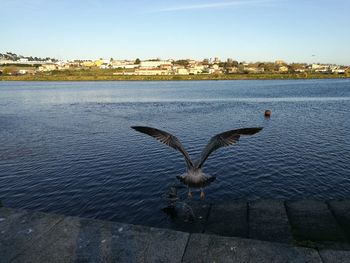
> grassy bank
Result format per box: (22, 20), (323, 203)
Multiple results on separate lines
(1, 70), (349, 81)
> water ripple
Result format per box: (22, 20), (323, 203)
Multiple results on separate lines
(0, 80), (350, 228)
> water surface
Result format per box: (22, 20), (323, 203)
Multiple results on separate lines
(0, 79), (350, 227)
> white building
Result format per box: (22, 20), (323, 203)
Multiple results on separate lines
(278, 66), (289, 73)
(332, 69), (345, 74)
(18, 69), (27, 74)
(111, 60), (138, 69)
(188, 66), (204, 74)
(38, 63), (57, 72)
(140, 60), (171, 68)
(135, 68), (170, 75)
(99, 64), (110, 69)
(176, 68), (189, 75)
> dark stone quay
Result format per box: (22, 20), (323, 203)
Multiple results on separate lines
(2, 199), (350, 262)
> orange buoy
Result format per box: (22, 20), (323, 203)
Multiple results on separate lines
(264, 110), (271, 117)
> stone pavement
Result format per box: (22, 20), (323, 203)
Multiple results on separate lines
(1, 200), (350, 262)
(171, 200), (350, 249)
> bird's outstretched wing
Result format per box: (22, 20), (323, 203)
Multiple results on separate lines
(195, 127), (263, 169)
(131, 126), (194, 169)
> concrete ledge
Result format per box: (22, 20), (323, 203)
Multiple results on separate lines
(319, 249), (350, 263)
(0, 207), (65, 262)
(249, 200), (294, 243)
(183, 233), (322, 263)
(0, 207), (189, 263)
(167, 202), (210, 233)
(205, 201), (248, 237)
(2, 201), (350, 262)
(328, 200), (350, 240)
(286, 200), (347, 242)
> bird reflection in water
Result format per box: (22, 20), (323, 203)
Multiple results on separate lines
(162, 186), (196, 222)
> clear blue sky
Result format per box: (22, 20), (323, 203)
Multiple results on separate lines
(1, 0), (349, 65)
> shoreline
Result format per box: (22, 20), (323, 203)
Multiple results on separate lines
(1, 73), (349, 81)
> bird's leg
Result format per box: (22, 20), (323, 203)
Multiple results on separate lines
(200, 188), (205, 199)
(187, 187), (192, 198)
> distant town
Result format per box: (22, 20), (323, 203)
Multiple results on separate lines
(1, 52), (349, 80)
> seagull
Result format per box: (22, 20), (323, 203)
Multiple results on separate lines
(131, 126), (263, 198)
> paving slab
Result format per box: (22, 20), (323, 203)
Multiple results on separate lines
(319, 249), (350, 263)
(328, 200), (350, 239)
(1, 208), (189, 263)
(106, 221), (189, 263)
(286, 200), (347, 242)
(0, 207), (65, 262)
(11, 214), (82, 263)
(249, 200), (294, 243)
(164, 202), (210, 233)
(183, 233), (322, 263)
(205, 201), (248, 237)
